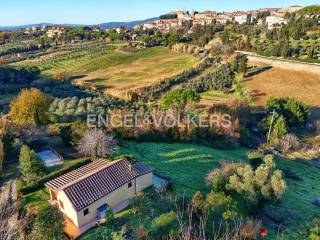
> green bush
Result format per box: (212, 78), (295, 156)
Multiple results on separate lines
(309, 218), (320, 240)
(18, 159), (91, 195)
(161, 88), (200, 113)
(151, 211), (178, 238)
(30, 205), (64, 240)
(266, 97), (310, 127)
(182, 64), (235, 93)
(19, 145), (45, 184)
(227, 155), (287, 208)
(247, 151), (264, 169)
(130, 57), (214, 101)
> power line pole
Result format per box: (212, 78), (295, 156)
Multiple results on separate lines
(267, 110), (276, 144)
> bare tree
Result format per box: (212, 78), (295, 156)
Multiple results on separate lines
(0, 181), (23, 240)
(175, 196), (261, 240)
(77, 129), (118, 158)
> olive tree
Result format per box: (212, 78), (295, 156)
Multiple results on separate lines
(227, 155), (287, 205)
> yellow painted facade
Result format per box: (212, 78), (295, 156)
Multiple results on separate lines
(50, 172), (153, 228)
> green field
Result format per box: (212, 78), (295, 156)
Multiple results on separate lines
(200, 90), (234, 107)
(13, 44), (199, 99)
(75, 46), (198, 98)
(272, 157), (320, 239)
(118, 141), (248, 196)
(117, 142), (320, 240)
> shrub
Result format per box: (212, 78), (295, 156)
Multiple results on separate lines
(227, 155), (287, 207)
(204, 191), (238, 220)
(271, 115), (288, 140)
(206, 162), (242, 192)
(276, 133), (300, 153)
(58, 122), (87, 146)
(239, 218), (261, 240)
(151, 211), (178, 237)
(134, 225), (149, 240)
(310, 219), (320, 240)
(260, 113), (288, 141)
(104, 208), (114, 227)
(266, 97), (310, 128)
(53, 71), (70, 82)
(130, 192), (146, 215)
(30, 205), (64, 240)
(247, 151), (264, 169)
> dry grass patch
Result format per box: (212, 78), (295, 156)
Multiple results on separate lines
(75, 47), (198, 98)
(245, 67), (320, 108)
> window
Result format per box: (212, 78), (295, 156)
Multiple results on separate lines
(128, 182), (132, 188)
(83, 208), (89, 216)
(59, 200), (64, 210)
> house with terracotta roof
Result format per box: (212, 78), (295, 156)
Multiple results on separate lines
(46, 159), (154, 237)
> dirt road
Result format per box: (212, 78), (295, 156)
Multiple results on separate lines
(236, 51), (320, 74)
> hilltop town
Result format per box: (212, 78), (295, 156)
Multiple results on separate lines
(21, 5), (303, 39)
(135, 5), (303, 32)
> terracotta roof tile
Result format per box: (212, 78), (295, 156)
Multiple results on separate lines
(46, 159), (154, 211)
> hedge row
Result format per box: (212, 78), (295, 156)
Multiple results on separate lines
(129, 57), (215, 101)
(18, 158), (91, 195)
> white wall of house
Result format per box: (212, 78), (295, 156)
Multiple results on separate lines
(51, 172), (154, 228)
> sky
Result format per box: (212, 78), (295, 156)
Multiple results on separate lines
(0, 0), (319, 26)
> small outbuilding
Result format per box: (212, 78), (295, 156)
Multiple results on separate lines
(37, 149), (63, 167)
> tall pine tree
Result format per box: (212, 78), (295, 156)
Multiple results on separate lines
(19, 145), (44, 183)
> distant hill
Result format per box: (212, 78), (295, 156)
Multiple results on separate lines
(0, 17), (159, 31)
(298, 5), (320, 15)
(98, 17), (159, 29)
(0, 23), (83, 31)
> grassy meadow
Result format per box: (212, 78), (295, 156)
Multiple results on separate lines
(117, 141), (248, 197)
(274, 156), (320, 239)
(13, 44), (199, 100)
(76, 46), (198, 98)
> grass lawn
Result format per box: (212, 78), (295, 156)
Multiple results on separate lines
(272, 156), (320, 239)
(22, 188), (50, 211)
(116, 142), (320, 239)
(199, 90), (235, 107)
(117, 141), (248, 197)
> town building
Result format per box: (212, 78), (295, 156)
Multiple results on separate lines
(46, 26), (65, 38)
(266, 16), (287, 29)
(233, 13), (250, 24)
